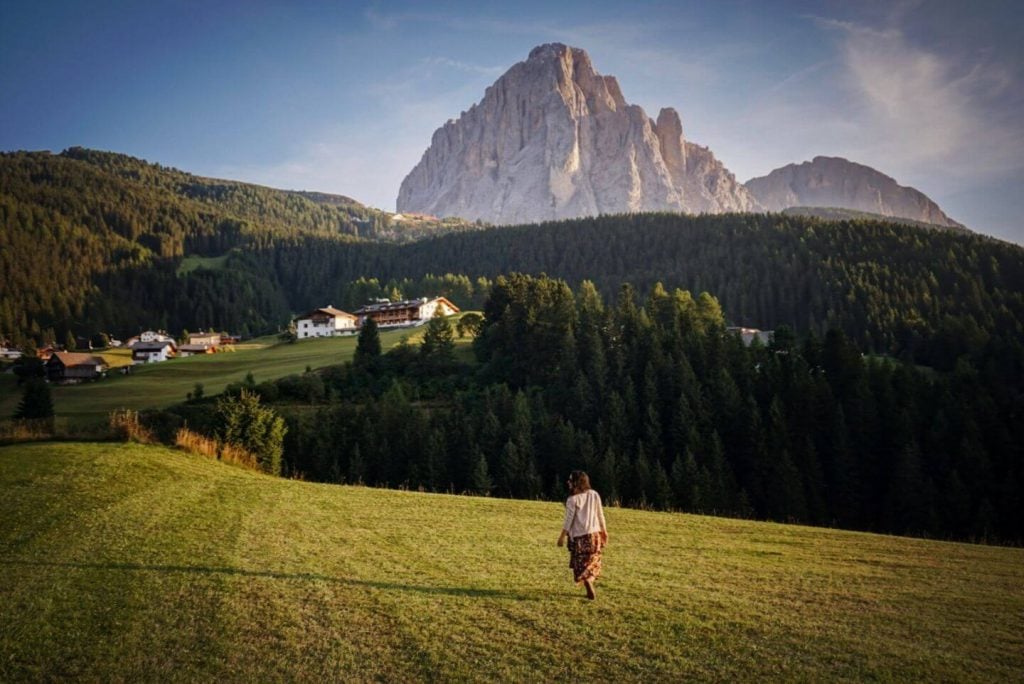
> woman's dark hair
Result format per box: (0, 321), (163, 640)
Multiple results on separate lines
(568, 470), (591, 495)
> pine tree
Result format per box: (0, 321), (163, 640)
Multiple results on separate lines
(14, 379), (54, 420)
(347, 443), (366, 484)
(671, 451), (700, 511)
(470, 452), (493, 495)
(420, 312), (456, 368)
(354, 317), (381, 366)
(651, 459), (672, 510)
(215, 390), (287, 475)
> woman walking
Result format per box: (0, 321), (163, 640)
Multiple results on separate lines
(557, 470), (608, 600)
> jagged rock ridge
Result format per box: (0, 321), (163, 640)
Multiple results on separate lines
(397, 44), (759, 225)
(745, 156), (963, 229)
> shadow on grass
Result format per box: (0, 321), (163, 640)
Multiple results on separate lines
(0, 558), (544, 600)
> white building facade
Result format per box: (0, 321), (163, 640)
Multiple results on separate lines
(131, 341), (176, 363)
(296, 307), (360, 339)
(139, 330), (174, 343)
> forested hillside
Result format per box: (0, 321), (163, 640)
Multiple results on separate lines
(161, 275), (1023, 543)
(0, 149), (472, 343)
(3, 149), (1023, 372)
(252, 213), (1024, 368)
(4, 148), (1023, 541)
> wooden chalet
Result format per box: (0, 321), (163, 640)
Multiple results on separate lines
(353, 297), (460, 328)
(46, 352), (108, 383)
(179, 343), (216, 357)
(188, 332), (221, 347)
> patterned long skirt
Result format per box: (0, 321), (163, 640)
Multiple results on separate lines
(568, 532), (604, 584)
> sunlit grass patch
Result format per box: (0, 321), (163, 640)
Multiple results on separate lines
(1, 442), (1022, 680)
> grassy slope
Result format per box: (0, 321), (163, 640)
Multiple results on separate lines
(0, 327), (433, 423)
(2, 443), (1021, 681)
(176, 254), (230, 275)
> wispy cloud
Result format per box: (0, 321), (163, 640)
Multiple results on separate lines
(417, 56), (504, 77)
(222, 3), (1023, 241)
(814, 15), (1024, 179)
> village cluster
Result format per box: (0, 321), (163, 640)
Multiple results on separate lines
(0, 296), (460, 385)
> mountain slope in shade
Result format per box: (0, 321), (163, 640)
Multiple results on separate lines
(397, 43), (759, 225)
(745, 156), (963, 229)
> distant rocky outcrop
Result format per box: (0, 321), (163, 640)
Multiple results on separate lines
(745, 157), (963, 229)
(397, 43), (759, 225)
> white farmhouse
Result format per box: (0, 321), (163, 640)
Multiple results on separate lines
(295, 306), (359, 339)
(131, 340), (177, 363)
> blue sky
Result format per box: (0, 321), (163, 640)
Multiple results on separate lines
(2, 0), (1022, 243)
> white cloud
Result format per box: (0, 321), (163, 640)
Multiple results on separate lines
(816, 16), (1024, 180)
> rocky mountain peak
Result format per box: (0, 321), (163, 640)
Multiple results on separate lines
(397, 45), (758, 224)
(745, 156), (963, 229)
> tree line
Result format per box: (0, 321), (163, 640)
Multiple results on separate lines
(4, 149), (1022, 377)
(152, 275), (1022, 544)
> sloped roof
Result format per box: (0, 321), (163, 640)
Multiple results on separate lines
(131, 341), (176, 352)
(297, 306), (358, 320)
(50, 352), (106, 367)
(354, 297), (461, 315)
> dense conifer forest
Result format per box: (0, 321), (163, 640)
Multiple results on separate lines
(260, 213), (1024, 369)
(4, 148), (1023, 542)
(162, 275), (1022, 543)
(3, 148), (1022, 369)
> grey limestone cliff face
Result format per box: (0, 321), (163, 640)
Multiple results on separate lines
(397, 44), (759, 225)
(745, 156), (962, 228)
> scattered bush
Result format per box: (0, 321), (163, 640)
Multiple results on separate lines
(139, 410), (186, 444)
(108, 409), (155, 443)
(174, 427), (260, 471)
(0, 418), (55, 442)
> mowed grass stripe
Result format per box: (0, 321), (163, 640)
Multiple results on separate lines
(1, 442), (1022, 681)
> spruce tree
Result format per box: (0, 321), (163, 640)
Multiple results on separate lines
(215, 390), (287, 475)
(420, 313), (455, 367)
(14, 379), (54, 420)
(354, 317), (381, 366)
(470, 452), (493, 495)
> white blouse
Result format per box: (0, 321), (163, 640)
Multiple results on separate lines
(562, 489), (607, 539)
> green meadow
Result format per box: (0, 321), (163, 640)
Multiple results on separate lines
(2, 442), (1021, 681)
(175, 253), (231, 275)
(0, 327), (439, 424)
